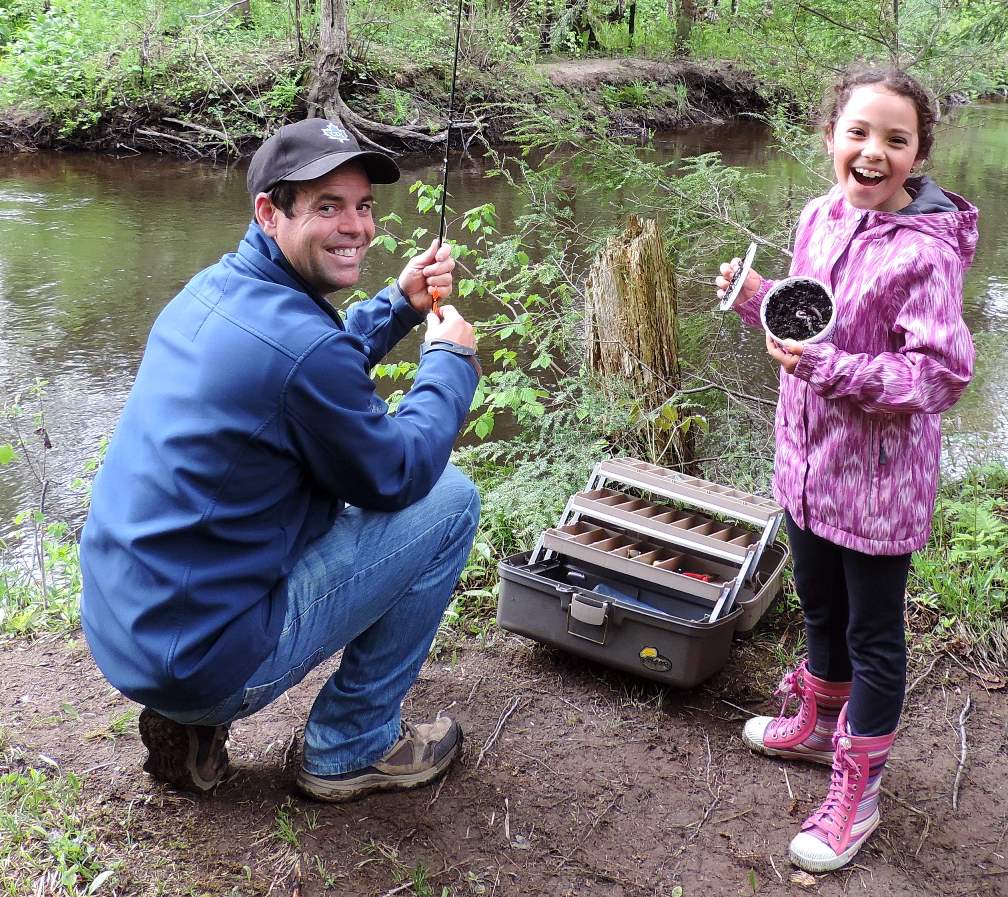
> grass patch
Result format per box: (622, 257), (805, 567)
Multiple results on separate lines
(0, 763), (116, 895)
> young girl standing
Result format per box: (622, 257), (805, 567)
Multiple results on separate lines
(715, 68), (977, 873)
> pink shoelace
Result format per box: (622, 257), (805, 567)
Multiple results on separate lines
(767, 661), (809, 737)
(802, 729), (861, 846)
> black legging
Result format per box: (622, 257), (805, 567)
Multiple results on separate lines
(785, 512), (911, 737)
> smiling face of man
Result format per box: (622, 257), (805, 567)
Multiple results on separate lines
(255, 162), (376, 295)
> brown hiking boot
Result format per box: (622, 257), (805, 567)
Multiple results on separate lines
(138, 708), (230, 793)
(296, 716), (462, 803)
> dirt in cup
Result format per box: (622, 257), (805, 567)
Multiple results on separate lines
(764, 280), (834, 341)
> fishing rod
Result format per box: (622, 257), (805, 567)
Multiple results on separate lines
(431, 0), (465, 321)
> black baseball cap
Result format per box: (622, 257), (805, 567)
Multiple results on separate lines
(247, 118), (400, 196)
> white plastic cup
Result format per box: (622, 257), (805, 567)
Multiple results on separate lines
(760, 276), (836, 345)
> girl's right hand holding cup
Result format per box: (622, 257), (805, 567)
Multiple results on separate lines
(716, 257), (762, 307)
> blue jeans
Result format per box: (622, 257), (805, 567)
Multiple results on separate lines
(161, 464), (479, 775)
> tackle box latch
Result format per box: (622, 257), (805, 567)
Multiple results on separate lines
(566, 591), (609, 645)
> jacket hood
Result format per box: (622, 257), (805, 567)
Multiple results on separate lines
(828, 180), (979, 269)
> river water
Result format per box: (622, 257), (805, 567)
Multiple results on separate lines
(1, 103), (1006, 529)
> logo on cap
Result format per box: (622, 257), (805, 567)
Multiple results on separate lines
(322, 122), (350, 142)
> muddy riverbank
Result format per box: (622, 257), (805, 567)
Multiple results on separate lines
(0, 57), (770, 159)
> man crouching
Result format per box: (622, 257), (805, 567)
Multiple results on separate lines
(80, 118), (481, 802)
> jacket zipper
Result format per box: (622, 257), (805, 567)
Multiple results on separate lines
(868, 420), (887, 515)
(828, 213), (867, 292)
(801, 382), (811, 525)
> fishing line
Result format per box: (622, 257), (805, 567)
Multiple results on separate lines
(436, 0), (464, 248)
(430, 0), (465, 320)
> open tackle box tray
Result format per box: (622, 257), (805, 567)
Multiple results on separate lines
(496, 458), (790, 686)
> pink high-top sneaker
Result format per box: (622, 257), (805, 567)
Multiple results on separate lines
(743, 660), (850, 765)
(788, 703), (896, 872)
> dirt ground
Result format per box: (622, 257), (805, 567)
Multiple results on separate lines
(2, 622), (1006, 897)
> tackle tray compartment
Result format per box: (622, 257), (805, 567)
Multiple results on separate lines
(541, 520), (738, 605)
(569, 487), (759, 563)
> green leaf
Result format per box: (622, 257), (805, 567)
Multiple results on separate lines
(86, 869), (115, 894)
(0, 443), (16, 465)
(473, 412), (494, 440)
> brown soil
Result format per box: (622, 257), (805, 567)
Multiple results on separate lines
(540, 58), (762, 100)
(537, 58), (770, 133)
(3, 625), (1006, 896)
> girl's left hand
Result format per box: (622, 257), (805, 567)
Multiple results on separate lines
(766, 332), (804, 374)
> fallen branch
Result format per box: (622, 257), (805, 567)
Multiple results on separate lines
(952, 693), (971, 811)
(905, 653), (943, 699)
(135, 128), (203, 156)
(426, 767), (451, 807)
(476, 696), (523, 769)
(680, 375), (778, 408)
(162, 117), (230, 143)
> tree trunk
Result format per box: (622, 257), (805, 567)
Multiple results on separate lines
(307, 0), (349, 119)
(304, 0), (453, 150)
(585, 217), (690, 466)
(674, 0), (696, 50)
(292, 0), (304, 57)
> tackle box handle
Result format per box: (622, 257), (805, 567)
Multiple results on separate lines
(567, 592), (608, 626)
(566, 592), (609, 645)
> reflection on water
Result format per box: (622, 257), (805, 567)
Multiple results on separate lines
(1, 103), (1006, 529)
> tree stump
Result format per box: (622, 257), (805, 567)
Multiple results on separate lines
(585, 215), (688, 464)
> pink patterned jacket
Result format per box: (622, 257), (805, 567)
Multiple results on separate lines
(736, 183), (978, 555)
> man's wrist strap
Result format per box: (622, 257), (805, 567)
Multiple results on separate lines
(423, 339), (477, 357)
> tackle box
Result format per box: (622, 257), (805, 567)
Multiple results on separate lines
(496, 458), (790, 687)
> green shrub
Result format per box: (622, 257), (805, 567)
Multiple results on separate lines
(600, 80), (653, 108)
(0, 0), (39, 47)
(0, 382), (97, 636)
(0, 6), (109, 134)
(910, 465), (1008, 627)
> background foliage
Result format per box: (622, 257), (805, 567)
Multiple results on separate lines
(0, 0), (1006, 140)
(0, 0), (1005, 650)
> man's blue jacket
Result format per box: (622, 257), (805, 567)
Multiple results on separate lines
(80, 222), (479, 712)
